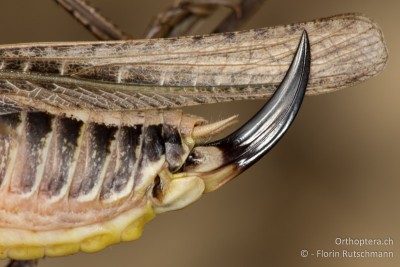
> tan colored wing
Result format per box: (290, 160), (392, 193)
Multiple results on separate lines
(0, 13), (387, 114)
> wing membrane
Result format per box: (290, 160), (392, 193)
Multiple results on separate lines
(0, 14), (387, 113)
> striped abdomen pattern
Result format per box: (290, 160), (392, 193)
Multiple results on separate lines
(0, 110), (201, 231)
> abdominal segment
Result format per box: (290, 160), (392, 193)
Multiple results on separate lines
(0, 110), (200, 259)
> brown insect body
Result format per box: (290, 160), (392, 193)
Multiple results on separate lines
(1, 110), (182, 217)
(0, 108), (231, 259)
(0, 11), (388, 262)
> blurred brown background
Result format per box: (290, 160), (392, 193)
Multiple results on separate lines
(0, 0), (399, 266)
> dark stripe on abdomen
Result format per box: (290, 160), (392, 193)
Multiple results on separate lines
(163, 124), (184, 172)
(100, 125), (142, 200)
(70, 123), (117, 199)
(39, 117), (83, 197)
(142, 125), (165, 162)
(11, 112), (53, 193)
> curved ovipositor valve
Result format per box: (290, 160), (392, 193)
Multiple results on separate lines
(183, 31), (311, 192)
(0, 31), (310, 260)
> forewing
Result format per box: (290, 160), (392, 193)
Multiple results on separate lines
(0, 14), (387, 114)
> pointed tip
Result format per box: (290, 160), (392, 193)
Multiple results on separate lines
(301, 29), (311, 70)
(302, 29), (308, 39)
(192, 115), (239, 141)
(300, 30), (309, 46)
(206, 30), (311, 169)
(183, 31), (312, 192)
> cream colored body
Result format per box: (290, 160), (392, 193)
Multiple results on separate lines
(0, 110), (227, 260)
